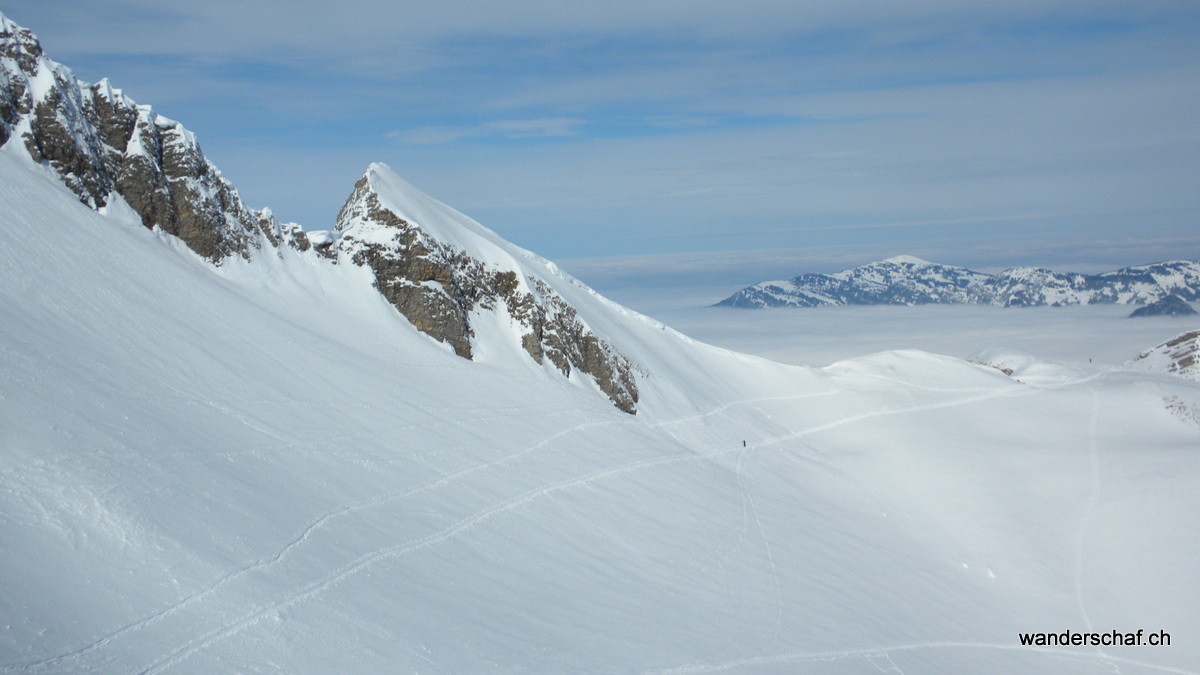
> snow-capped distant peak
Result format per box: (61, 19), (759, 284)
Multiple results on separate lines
(879, 254), (935, 266)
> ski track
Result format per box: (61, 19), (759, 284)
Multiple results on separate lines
(653, 640), (1197, 674)
(646, 388), (839, 431)
(9, 372), (1101, 672)
(7, 388), (832, 671)
(1073, 392), (1117, 670)
(4, 416), (643, 672)
(1074, 392), (1100, 633)
(136, 380), (1065, 672)
(734, 443), (784, 634)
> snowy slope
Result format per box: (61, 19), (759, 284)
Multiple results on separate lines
(2, 140), (1199, 674)
(1130, 330), (1200, 381)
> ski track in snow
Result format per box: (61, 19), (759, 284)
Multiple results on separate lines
(734, 442), (784, 634)
(5, 416), (645, 672)
(647, 389), (840, 431)
(6, 373), (1104, 672)
(653, 640), (1198, 674)
(7, 389), (834, 671)
(135, 379), (1084, 673)
(1072, 392), (1116, 670)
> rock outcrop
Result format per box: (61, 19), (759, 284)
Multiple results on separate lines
(1129, 295), (1197, 318)
(0, 13), (641, 413)
(1130, 330), (1200, 381)
(334, 166), (640, 413)
(1, 15), (275, 261)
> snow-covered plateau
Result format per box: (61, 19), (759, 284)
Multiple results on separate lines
(2, 12), (1199, 675)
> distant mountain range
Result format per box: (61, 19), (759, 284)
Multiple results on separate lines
(716, 255), (1200, 308)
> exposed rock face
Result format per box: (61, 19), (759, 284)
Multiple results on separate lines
(1130, 330), (1200, 381)
(1129, 295), (1197, 318)
(0, 15), (272, 261)
(334, 168), (640, 413)
(255, 208), (310, 252)
(1, 13), (641, 413)
(718, 256), (1200, 309)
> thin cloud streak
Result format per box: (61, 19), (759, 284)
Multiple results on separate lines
(387, 118), (586, 145)
(559, 235), (1200, 293)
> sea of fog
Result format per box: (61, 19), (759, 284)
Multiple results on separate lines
(599, 284), (1199, 368)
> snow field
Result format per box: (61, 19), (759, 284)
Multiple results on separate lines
(2, 147), (1198, 672)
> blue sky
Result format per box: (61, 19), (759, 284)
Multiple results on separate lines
(6, 1), (1200, 289)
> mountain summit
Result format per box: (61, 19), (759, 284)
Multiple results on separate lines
(331, 164), (639, 412)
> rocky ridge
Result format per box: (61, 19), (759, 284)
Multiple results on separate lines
(0, 13), (639, 413)
(718, 256), (1200, 308)
(334, 167), (640, 413)
(0, 14), (285, 261)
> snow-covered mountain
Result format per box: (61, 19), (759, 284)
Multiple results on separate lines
(1129, 295), (1197, 318)
(718, 255), (1200, 308)
(0, 14), (636, 412)
(332, 166), (639, 412)
(1130, 330), (1200, 380)
(2, 13), (1198, 673)
(0, 14), (295, 260)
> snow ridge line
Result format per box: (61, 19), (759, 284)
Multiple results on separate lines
(647, 389), (839, 430)
(136, 382), (1060, 672)
(753, 387), (1025, 450)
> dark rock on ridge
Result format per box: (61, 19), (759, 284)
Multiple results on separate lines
(1, 15), (272, 261)
(1, 13), (641, 413)
(334, 172), (640, 414)
(1131, 330), (1200, 381)
(1129, 295), (1197, 318)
